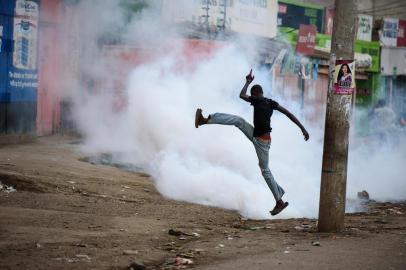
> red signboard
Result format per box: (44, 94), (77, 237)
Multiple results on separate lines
(398, 20), (406, 47)
(296, 24), (316, 55)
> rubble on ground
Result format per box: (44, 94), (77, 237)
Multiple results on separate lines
(0, 181), (16, 193)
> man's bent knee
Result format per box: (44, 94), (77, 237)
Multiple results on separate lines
(234, 117), (245, 128)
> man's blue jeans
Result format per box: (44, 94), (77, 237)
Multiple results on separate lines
(207, 113), (285, 201)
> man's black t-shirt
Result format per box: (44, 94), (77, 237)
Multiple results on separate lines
(248, 96), (279, 137)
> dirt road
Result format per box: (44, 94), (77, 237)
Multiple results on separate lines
(0, 136), (405, 270)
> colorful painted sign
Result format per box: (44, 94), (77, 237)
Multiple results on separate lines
(334, 60), (355, 95)
(357, 14), (373, 42)
(296, 24), (316, 55)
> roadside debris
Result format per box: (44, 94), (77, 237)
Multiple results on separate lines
(53, 254), (91, 263)
(75, 254), (91, 261)
(123, 250), (139, 255)
(294, 224), (313, 232)
(311, 241), (321, 246)
(388, 208), (403, 215)
(0, 181), (16, 193)
(357, 190), (370, 201)
(248, 226), (266, 231)
(175, 256), (193, 266)
(168, 229), (200, 237)
(168, 229), (184, 236)
(128, 261), (146, 270)
(163, 255), (194, 269)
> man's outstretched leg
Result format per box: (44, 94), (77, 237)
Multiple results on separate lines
(195, 108), (254, 141)
(253, 138), (288, 215)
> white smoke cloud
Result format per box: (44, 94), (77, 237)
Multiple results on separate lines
(66, 1), (406, 220)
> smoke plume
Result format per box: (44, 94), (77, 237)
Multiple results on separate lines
(64, 0), (406, 219)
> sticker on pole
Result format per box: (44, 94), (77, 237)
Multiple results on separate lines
(333, 60), (355, 94)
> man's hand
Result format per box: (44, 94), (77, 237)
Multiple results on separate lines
(302, 129), (310, 141)
(246, 69), (254, 83)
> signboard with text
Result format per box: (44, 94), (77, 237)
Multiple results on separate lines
(381, 18), (399, 47)
(357, 14), (373, 41)
(296, 24), (316, 55)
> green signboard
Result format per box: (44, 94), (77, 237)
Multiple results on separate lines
(278, 27), (380, 73)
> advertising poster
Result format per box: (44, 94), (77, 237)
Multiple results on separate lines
(13, 0), (38, 69)
(9, 0), (39, 91)
(333, 60), (355, 95)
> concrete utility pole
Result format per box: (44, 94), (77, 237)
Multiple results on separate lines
(318, 0), (357, 232)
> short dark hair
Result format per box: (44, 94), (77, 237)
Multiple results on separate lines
(251, 84), (263, 95)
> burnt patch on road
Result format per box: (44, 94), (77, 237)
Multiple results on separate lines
(79, 153), (150, 176)
(0, 172), (47, 193)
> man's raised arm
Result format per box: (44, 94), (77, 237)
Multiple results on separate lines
(240, 69), (254, 102)
(276, 105), (310, 141)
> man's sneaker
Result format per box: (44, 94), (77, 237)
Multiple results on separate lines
(195, 108), (205, 128)
(270, 201), (289, 216)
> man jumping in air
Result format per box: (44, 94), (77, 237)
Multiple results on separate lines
(195, 69), (309, 216)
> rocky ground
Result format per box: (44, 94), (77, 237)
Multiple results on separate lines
(0, 136), (405, 270)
